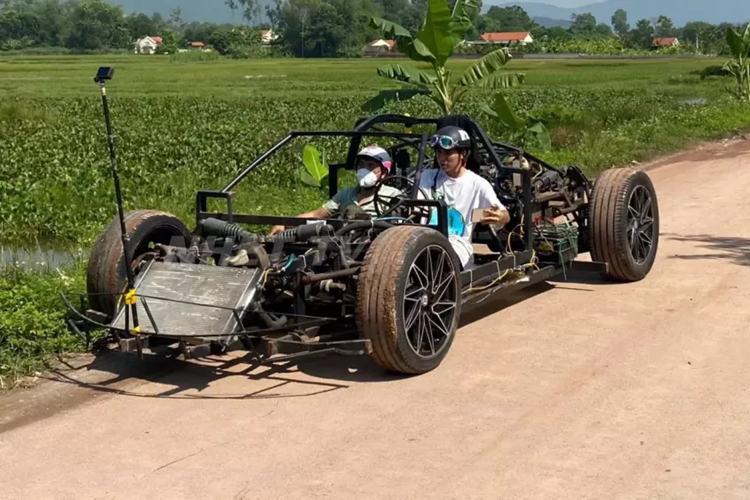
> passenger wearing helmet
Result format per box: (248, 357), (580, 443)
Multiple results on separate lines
(269, 145), (402, 236)
(418, 126), (510, 269)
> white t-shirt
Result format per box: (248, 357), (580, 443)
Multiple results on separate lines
(418, 169), (505, 268)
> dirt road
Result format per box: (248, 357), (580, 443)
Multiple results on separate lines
(2, 140), (750, 499)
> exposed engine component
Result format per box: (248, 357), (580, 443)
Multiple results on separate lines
(198, 217), (258, 243)
(227, 241), (271, 269)
(533, 170), (563, 193)
(272, 222), (334, 243)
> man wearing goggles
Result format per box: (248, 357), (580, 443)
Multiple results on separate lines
(269, 146), (402, 236)
(418, 126), (510, 269)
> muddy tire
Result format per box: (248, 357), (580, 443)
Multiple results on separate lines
(589, 167), (659, 282)
(356, 226), (462, 375)
(86, 210), (191, 319)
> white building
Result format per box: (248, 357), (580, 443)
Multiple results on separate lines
(261, 29), (279, 45)
(134, 36), (163, 55)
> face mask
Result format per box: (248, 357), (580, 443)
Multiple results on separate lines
(356, 168), (379, 188)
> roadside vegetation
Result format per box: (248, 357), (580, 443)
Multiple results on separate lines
(0, 262), (88, 388)
(0, 0), (745, 58)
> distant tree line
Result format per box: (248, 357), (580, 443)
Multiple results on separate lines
(0, 0), (741, 56)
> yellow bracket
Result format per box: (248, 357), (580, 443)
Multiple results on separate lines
(124, 288), (138, 306)
(130, 326), (142, 336)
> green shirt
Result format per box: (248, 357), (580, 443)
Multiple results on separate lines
(322, 185), (404, 218)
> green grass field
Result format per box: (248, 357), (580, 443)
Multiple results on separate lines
(1, 53), (749, 386)
(1, 54), (746, 249)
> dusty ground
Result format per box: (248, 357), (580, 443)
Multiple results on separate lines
(2, 139), (750, 499)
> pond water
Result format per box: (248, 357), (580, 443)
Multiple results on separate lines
(0, 246), (84, 272)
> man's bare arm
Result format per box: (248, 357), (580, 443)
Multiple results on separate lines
(269, 207), (330, 236)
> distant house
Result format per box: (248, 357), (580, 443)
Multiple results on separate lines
(134, 36), (163, 55)
(479, 32), (534, 46)
(364, 39), (396, 55)
(261, 29), (279, 45)
(653, 37), (680, 49)
(187, 41), (206, 51)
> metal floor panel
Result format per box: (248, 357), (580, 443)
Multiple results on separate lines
(111, 262), (261, 342)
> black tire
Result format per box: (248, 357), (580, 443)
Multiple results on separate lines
(356, 226), (462, 375)
(589, 167), (659, 282)
(86, 210), (192, 319)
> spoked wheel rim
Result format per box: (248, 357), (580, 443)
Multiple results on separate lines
(627, 185), (655, 265)
(402, 245), (459, 359)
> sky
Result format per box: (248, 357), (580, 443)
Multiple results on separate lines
(532, 0), (606, 6)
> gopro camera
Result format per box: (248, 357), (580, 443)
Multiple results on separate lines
(94, 67), (114, 83)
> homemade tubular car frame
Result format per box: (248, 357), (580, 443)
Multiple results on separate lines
(65, 112), (660, 376)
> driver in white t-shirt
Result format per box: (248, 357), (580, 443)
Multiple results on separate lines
(418, 126), (511, 269)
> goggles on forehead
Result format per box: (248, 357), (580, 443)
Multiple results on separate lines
(429, 134), (459, 150)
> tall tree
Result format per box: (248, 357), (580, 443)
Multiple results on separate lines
(655, 15), (675, 37)
(570, 12), (596, 35)
(225, 0), (262, 24)
(630, 18), (655, 50)
(483, 5), (535, 32)
(34, 0), (70, 46)
(594, 23), (612, 37)
(168, 8), (183, 31)
(683, 21), (715, 53)
(126, 12), (157, 39)
(611, 9), (629, 37)
(65, 0), (129, 50)
(277, 0), (380, 57)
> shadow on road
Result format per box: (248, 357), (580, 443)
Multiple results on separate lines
(17, 264), (617, 427)
(44, 348), (352, 401)
(664, 233), (750, 267)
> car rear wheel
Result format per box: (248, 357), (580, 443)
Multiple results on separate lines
(589, 167), (659, 281)
(357, 226), (462, 375)
(86, 209), (192, 319)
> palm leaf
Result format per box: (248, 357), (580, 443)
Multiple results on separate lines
(370, 17), (436, 63)
(450, 0), (479, 43)
(726, 26), (745, 59)
(369, 17), (412, 41)
(491, 93), (522, 130)
(526, 121), (551, 151)
(478, 72), (526, 90)
(417, 0), (455, 66)
(361, 88), (430, 112)
(302, 144), (329, 186)
(377, 64), (437, 86)
(458, 48), (513, 87)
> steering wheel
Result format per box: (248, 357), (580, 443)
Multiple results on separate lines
(361, 175), (431, 219)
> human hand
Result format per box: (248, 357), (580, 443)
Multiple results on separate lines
(269, 225), (286, 237)
(480, 207), (508, 226)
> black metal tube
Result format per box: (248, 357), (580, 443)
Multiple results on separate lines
(411, 133), (428, 199)
(354, 114), (436, 132)
(222, 134), (294, 193)
(301, 267), (360, 284)
(140, 297), (159, 335)
(99, 83), (135, 292)
(523, 170), (533, 252)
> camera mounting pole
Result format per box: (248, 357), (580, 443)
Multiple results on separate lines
(94, 67), (141, 353)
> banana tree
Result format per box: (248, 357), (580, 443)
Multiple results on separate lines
(363, 0), (525, 115)
(724, 21), (750, 102)
(480, 92), (551, 152)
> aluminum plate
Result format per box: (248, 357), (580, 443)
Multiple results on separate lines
(111, 261), (261, 343)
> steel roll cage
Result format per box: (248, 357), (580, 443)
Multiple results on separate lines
(194, 114), (535, 255)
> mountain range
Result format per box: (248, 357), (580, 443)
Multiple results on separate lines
(112, 0), (748, 27)
(489, 0), (750, 27)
